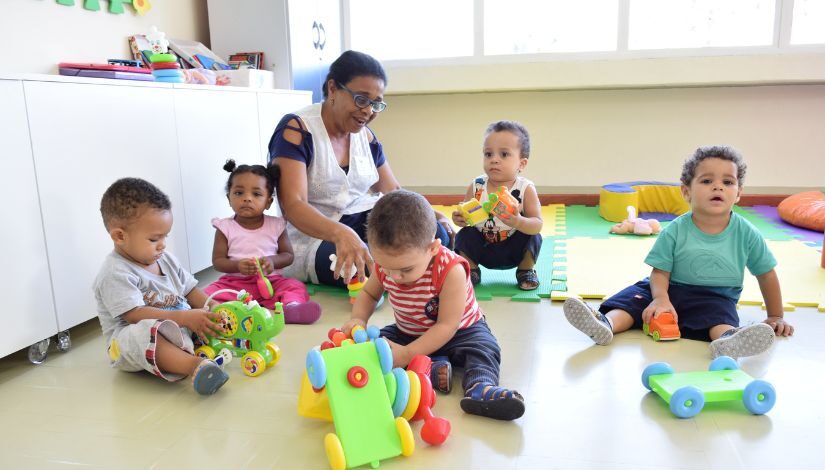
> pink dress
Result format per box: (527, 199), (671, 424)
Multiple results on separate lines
(203, 215), (310, 308)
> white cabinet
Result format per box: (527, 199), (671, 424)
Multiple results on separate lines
(207, 0), (342, 102)
(0, 75), (310, 361)
(174, 87), (262, 272)
(24, 81), (189, 331)
(0, 80), (59, 358)
(257, 89), (315, 160)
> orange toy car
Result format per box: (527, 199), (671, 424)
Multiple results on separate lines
(643, 312), (681, 341)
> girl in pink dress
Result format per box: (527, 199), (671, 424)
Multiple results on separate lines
(204, 160), (321, 324)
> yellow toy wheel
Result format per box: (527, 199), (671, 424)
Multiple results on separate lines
(194, 345), (215, 360)
(265, 342), (281, 367)
(401, 370), (421, 421)
(241, 351), (266, 377)
(324, 433), (346, 470)
(395, 417), (415, 456)
(652, 331), (661, 342)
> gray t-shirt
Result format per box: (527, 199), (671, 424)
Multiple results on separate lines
(93, 251), (198, 342)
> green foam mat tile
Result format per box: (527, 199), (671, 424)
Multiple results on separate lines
(473, 236), (561, 302)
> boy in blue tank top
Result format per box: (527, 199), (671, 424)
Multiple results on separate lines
(563, 145), (794, 359)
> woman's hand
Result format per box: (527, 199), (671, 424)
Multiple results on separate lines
(332, 225), (372, 282)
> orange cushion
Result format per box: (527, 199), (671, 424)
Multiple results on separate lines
(777, 191), (825, 232)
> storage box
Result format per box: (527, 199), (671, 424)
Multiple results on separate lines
(216, 69), (274, 89)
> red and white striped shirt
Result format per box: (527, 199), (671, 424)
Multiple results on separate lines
(375, 246), (483, 336)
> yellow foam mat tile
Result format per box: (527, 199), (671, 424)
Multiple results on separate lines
(550, 237), (656, 301)
(431, 204), (565, 237)
(740, 240), (825, 311)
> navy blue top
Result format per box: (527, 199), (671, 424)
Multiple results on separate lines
(267, 114), (387, 171)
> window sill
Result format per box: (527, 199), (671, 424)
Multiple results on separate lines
(384, 52), (825, 95)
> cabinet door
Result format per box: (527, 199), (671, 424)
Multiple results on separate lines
(174, 88), (261, 273)
(0, 80), (59, 357)
(315, 0), (341, 66)
(24, 81), (188, 330)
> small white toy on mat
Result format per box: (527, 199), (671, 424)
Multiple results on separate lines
(610, 206), (661, 236)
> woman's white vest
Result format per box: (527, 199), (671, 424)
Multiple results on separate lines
(281, 103), (381, 282)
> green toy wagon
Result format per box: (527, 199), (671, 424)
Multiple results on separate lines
(641, 356), (776, 418)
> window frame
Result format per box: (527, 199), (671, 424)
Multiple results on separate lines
(341, 0), (825, 93)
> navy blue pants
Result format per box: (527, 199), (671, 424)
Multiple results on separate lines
(454, 227), (542, 270)
(314, 210), (451, 287)
(599, 279), (741, 342)
(380, 320), (500, 393)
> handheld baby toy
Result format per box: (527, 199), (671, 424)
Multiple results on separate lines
(196, 289), (285, 377)
(329, 254), (365, 304)
(458, 186), (519, 225)
(255, 257), (274, 299)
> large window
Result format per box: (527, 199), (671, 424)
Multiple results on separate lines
(345, 0), (825, 62)
(791, 0), (825, 45)
(349, 0), (474, 61)
(628, 0), (775, 50)
(484, 0), (618, 55)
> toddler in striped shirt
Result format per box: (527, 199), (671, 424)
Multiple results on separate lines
(342, 190), (525, 420)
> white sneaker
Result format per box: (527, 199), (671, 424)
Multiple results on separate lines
(710, 323), (775, 359)
(563, 297), (613, 345)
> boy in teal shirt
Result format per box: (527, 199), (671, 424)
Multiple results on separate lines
(564, 145), (794, 359)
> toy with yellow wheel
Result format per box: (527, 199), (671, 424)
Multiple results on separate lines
(198, 289), (285, 377)
(306, 334), (414, 469)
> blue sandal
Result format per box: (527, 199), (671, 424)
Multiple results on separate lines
(192, 360), (229, 396)
(460, 383), (525, 421)
(430, 356), (452, 394)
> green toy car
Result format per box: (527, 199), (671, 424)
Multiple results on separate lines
(306, 328), (415, 469)
(195, 289), (285, 377)
(642, 356), (776, 418)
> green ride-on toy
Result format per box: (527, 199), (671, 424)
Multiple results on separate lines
(195, 289), (285, 377)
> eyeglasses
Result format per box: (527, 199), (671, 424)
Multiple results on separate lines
(337, 83), (387, 113)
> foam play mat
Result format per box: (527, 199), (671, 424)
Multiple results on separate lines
(549, 236), (656, 301)
(431, 203), (566, 237)
(740, 239), (825, 311)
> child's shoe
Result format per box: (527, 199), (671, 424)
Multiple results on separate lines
(284, 301), (322, 324)
(460, 383), (525, 421)
(710, 323), (775, 359)
(192, 359), (229, 396)
(563, 297), (613, 345)
(430, 356), (452, 394)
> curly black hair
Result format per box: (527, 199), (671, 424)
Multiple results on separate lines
(223, 159), (279, 196)
(681, 145), (747, 186)
(100, 178), (171, 230)
(485, 120), (531, 159)
(367, 190), (436, 251)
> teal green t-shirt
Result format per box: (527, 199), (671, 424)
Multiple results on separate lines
(644, 211), (776, 302)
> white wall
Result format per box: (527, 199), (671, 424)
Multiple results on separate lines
(372, 84), (825, 194)
(0, 0), (209, 74)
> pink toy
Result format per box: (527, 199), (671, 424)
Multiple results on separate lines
(610, 206), (662, 236)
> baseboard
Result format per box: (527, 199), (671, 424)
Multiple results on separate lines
(424, 194), (790, 207)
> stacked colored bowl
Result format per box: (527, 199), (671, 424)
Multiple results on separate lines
(148, 53), (184, 83)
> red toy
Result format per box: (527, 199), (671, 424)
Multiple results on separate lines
(644, 312), (681, 341)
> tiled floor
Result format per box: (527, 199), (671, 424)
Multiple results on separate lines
(1, 285), (823, 469)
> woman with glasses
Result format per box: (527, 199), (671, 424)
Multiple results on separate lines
(268, 50), (453, 287)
